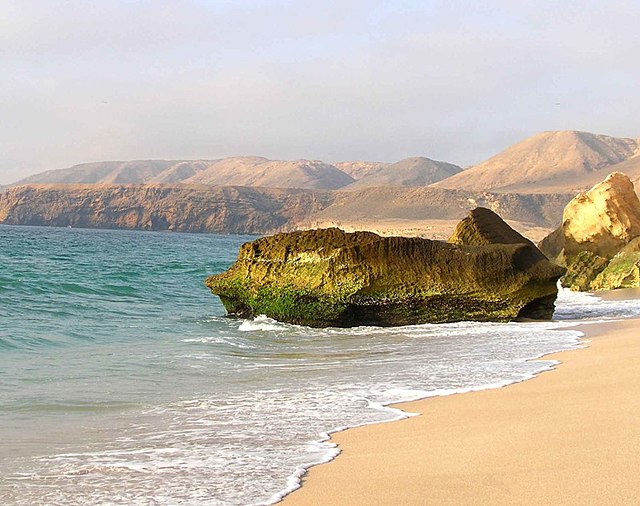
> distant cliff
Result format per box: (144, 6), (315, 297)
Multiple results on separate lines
(0, 185), (334, 234)
(0, 184), (575, 235)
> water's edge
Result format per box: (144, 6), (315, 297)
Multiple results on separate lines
(270, 319), (593, 505)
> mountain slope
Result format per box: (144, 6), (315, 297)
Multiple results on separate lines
(333, 161), (390, 180)
(12, 157), (355, 190)
(345, 157), (462, 189)
(182, 157), (354, 190)
(304, 186), (573, 228)
(149, 161), (217, 183)
(14, 161), (178, 185)
(434, 131), (639, 193)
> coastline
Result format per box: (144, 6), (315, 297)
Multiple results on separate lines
(282, 314), (640, 505)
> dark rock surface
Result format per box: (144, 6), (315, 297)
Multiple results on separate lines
(206, 215), (564, 327)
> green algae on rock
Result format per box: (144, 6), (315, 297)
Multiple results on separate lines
(206, 212), (565, 327)
(449, 207), (537, 247)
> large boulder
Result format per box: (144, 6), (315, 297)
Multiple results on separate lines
(206, 211), (565, 327)
(539, 172), (640, 291)
(449, 207), (537, 248)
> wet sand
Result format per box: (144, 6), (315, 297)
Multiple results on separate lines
(283, 316), (640, 505)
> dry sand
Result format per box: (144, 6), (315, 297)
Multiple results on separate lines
(283, 317), (640, 505)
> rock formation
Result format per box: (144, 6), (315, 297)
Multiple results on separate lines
(539, 172), (640, 290)
(206, 212), (564, 327)
(0, 183), (574, 236)
(0, 184), (334, 234)
(449, 207), (536, 247)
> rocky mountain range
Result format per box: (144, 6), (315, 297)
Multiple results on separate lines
(2, 129), (638, 237)
(10, 156), (460, 190)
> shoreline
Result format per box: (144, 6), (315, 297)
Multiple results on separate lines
(282, 314), (640, 505)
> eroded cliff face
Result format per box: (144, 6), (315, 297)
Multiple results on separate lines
(0, 184), (334, 234)
(539, 172), (640, 291)
(0, 184), (574, 237)
(206, 215), (564, 328)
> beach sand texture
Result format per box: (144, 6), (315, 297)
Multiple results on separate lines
(284, 317), (640, 505)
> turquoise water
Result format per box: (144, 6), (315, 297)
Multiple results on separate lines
(1, 225), (639, 505)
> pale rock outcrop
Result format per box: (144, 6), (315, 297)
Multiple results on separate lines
(539, 172), (640, 290)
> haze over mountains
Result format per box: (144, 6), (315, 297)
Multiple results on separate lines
(18, 159), (354, 188)
(2, 130), (639, 238)
(13, 158), (353, 190)
(11, 156), (460, 190)
(10, 130), (639, 194)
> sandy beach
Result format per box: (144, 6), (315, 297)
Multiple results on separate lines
(284, 315), (640, 505)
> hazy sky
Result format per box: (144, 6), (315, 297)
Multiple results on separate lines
(1, 0), (639, 183)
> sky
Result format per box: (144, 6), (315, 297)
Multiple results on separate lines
(1, 0), (639, 183)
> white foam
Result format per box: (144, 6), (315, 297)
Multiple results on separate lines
(5, 289), (638, 506)
(239, 315), (289, 332)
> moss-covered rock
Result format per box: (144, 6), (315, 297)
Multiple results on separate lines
(590, 237), (640, 290)
(561, 251), (610, 291)
(449, 207), (536, 248)
(206, 217), (565, 327)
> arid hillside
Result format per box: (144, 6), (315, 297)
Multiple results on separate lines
(297, 186), (574, 240)
(12, 158), (355, 191)
(13, 161), (179, 185)
(333, 161), (389, 180)
(434, 131), (639, 193)
(0, 183), (574, 239)
(6, 129), (639, 239)
(180, 157), (354, 189)
(344, 157), (462, 189)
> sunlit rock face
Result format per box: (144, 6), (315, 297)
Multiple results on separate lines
(539, 172), (640, 291)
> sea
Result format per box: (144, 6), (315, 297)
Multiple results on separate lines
(1, 225), (639, 505)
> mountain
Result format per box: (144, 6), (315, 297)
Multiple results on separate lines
(149, 161), (216, 183)
(181, 157), (354, 190)
(434, 131), (639, 193)
(11, 157), (355, 190)
(345, 157), (462, 189)
(333, 161), (390, 180)
(578, 154), (640, 190)
(13, 160), (179, 185)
